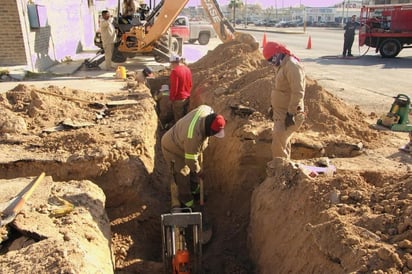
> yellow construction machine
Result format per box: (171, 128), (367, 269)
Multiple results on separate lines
(87, 0), (257, 67)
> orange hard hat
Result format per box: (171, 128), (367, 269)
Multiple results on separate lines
(263, 41), (290, 60)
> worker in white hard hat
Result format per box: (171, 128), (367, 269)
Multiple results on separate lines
(154, 84), (173, 127)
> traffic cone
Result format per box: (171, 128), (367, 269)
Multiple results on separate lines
(306, 35), (312, 49)
(262, 32), (267, 48)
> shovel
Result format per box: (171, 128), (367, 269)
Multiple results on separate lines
(199, 177), (212, 244)
(0, 172), (45, 227)
(35, 90), (106, 109)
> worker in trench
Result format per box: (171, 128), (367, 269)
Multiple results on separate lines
(263, 41), (306, 166)
(161, 104), (225, 209)
(154, 84), (173, 128)
(135, 66), (154, 87)
(169, 54), (192, 125)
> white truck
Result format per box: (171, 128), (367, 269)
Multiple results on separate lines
(171, 16), (216, 45)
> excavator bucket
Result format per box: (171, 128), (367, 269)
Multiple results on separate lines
(234, 32), (259, 50)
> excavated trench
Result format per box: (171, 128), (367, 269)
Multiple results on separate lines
(0, 97), (364, 274)
(2, 40), (412, 273)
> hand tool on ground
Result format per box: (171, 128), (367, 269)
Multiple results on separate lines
(0, 172), (45, 227)
(35, 89), (106, 109)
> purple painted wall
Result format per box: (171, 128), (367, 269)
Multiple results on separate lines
(0, 0), (118, 71)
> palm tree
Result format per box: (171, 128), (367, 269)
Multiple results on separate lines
(228, 0), (244, 27)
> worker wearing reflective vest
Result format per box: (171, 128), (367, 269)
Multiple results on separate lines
(263, 41), (306, 162)
(161, 105), (225, 208)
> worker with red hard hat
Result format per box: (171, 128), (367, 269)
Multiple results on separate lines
(263, 41), (306, 163)
(161, 104), (225, 209)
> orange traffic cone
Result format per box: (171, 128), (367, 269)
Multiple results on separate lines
(306, 35), (312, 49)
(262, 33), (267, 48)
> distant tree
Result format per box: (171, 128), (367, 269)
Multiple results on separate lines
(228, 0), (244, 26)
(262, 7), (276, 21)
(248, 4), (262, 18)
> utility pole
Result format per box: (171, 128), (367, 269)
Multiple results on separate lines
(346, 0), (350, 19)
(245, 0), (247, 28)
(341, 1), (345, 27)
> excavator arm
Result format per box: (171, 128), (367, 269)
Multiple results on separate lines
(200, 0), (258, 49)
(117, 0), (257, 63)
(118, 0), (189, 62)
(200, 0), (235, 43)
(142, 0), (189, 46)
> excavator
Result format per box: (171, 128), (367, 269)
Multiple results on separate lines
(86, 0), (257, 67)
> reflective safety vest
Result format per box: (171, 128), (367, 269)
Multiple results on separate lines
(166, 105), (214, 173)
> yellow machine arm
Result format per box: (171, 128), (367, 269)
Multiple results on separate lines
(142, 0), (189, 46)
(117, 0), (257, 62)
(200, 0), (258, 49)
(200, 0), (235, 43)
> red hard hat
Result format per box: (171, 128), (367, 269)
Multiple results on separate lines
(263, 41), (290, 60)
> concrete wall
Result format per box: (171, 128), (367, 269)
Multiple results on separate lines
(0, 0), (118, 72)
(0, 1), (26, 66)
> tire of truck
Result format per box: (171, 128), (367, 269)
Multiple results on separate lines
(198, 32), (210, 45)
(379, 39), (401, 58)
(188, 39), (197, 44)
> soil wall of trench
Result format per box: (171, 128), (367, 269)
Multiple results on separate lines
(0, 39), (411, 273)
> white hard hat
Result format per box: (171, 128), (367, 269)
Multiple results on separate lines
(159, 84), (169, 92)
(169, 54), (180, 63)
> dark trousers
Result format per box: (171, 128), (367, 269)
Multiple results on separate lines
(343, 35), (354, 56)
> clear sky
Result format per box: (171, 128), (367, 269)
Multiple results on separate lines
(187, 0), (343, 8)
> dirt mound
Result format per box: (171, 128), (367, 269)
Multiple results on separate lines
(250, 161), (412, 273)
(0, 83), (166, 273)
(186, 40), (411, 273)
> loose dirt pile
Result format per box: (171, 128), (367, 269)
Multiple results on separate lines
(0, 38), (411, 274)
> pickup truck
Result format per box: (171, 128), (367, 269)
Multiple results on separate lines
(171, 16), (216, 45)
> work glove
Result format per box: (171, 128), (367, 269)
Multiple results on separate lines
(284, 112), (295, 129)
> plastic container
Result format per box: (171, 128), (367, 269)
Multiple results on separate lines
(116, 66), (126, 80)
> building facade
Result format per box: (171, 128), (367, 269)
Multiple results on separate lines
(0, 0), (117, 72)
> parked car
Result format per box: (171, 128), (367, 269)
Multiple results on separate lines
(171, 16), (216, 45)
(275, 21), (297, 27)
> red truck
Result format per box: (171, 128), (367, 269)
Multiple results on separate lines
(359, 4), (412, 58)
(171, 16), (216, 45)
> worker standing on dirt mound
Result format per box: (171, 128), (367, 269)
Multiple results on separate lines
(100, 10), (117, 71)
(263, 41), (306, 163)
(161, 105), (225, 209)
(169, 54), (192, 124)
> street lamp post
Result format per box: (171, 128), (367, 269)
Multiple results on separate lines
(245, 0), (247, 28)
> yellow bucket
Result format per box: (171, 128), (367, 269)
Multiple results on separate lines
(116, 66), (126, 80)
